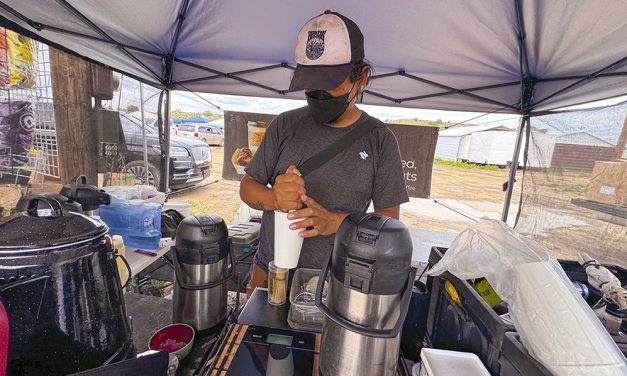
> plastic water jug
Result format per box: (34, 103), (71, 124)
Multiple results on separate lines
(99, 198), (162, 250)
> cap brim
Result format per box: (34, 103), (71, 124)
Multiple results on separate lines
(289, 63), (353, 92)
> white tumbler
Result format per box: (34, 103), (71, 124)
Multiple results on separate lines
(273, 211), (304, 268)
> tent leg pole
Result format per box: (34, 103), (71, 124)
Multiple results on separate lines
(163, 89), (171, 193)
(502, 114), (528, 223)
(139, 82), (149, 183)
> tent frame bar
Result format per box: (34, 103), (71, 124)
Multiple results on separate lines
(2, 1), (625, 114)
(502, 115), (528, 222)
(175, 61), (523, 110)
(175, 58), (295, 94)
(34, 23), (163, 57)
(537, 71), (627, 83)
(532, 55), (627, 109)
(0, 15), (165, 89)
(175, 57), (224, 75)
(163, 0), (190, 87)
(502, 0), (534, 223)
(176, 63), (291, 86)
(163, 89), (171, 192)
(401, 71), (519, 110)
(157, 0), (192, 192)
(0, 1), (164, 59)
(363, 79), (521, 104)
(54, 0), (163, 83)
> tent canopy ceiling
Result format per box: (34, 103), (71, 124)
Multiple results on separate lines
(1, 0), (626, 114)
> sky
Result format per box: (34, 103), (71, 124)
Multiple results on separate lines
(116, 75), (627, 131)
(170, 90), (627, 129)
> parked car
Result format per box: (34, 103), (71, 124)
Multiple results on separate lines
(176, 123), (224, 146)
(119, 112), (211, 189)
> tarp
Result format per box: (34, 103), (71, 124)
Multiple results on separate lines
(172, 116), (210, 124)
(0, 0), (626, 114)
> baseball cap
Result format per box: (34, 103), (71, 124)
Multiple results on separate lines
(289, 10), (365, 92)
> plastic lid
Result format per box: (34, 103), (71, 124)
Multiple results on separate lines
(228, 222), (261, 246)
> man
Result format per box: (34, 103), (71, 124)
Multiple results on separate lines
(240, 10), (409, 295)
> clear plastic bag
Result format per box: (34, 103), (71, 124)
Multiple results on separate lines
(428, 219), (627, 376)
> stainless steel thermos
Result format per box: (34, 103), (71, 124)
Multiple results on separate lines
(316, 213), (417, 376)
(172, 215), (232, 333)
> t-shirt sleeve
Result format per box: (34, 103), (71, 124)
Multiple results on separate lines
(244, 116), (281, 185)
(372, 129), (410, 209)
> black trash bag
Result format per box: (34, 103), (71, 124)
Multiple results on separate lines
(161, 209), (185, 239)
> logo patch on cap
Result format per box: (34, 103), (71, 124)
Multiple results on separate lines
(306, 30), (326, 60)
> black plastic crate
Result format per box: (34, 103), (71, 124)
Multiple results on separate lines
(227, 222), (260, 292)
(428, 246), (627, 375)
(228, 247), (255, 293)
(499, 332), (551, 376)
(427, 246), (514, 375)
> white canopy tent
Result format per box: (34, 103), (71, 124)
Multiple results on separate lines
(1, 0), (626, 220)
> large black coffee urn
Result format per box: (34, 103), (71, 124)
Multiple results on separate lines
(0, 196), (132, 375)
(172, 215), (232, 333)
(316, 213), (417, 376)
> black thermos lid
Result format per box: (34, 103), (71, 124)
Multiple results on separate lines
(331, 213), (413, 295)
(174, 215), (229, 265)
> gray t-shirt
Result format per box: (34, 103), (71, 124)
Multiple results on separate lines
(245, 106), (409, 271)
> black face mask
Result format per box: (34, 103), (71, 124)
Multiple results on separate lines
(305, 82), (357, 125)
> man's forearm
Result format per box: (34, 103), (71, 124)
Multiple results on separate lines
(374, 205), (400, 219)
(239, 174), (278, 211)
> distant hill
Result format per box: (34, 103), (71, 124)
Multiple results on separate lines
(384, 118), (468, 128)
(171, 109), (222, 121)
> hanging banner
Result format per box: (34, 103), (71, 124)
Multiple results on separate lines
(223, 110), (277, 181)
(223, 110), (438, 198)
(386, 123), (438, 198)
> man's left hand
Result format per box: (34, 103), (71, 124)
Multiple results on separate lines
(287, 195), (347, 238)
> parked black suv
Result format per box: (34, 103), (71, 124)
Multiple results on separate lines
(116, 111), (212, 190)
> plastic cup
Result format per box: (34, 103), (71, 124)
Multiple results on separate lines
(247, 121), (267, 153)
(273, 211), (304, 269)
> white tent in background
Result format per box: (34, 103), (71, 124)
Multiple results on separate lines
(435, 124), (514, 162)
(1, 0), (626, 219)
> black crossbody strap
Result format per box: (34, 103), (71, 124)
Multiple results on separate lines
(298, 121), (379, 177)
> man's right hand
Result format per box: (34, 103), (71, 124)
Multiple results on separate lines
(272, 165), (305, 211)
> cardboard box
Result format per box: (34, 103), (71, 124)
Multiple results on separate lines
(584, 161), (627, 206)
(97, 172), (136, 187)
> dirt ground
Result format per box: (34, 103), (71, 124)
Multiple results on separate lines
(173, 146), (519, 228)
(402, 164), (519, 232)
(167, 147), (242, 223)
